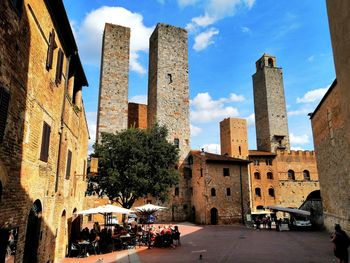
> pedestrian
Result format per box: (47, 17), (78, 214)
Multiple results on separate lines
(331, 224), (350, 263)
(267, 216), (272, 230)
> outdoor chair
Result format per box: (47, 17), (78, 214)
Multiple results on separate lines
(68, 243), (81, 257)
(88, 240), (100, 255)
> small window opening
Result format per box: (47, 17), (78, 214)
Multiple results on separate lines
(174, 138), (179, 148)
(226, 188), (231, 196)
(288, 170), (295, 180)
(238, 146), (241, 155)
(268, 58), (273, 67)
(175, 187), (179, 196)
(211, 188), (216, 197)
(303, 170), (310, 181)
(267, 172), (273, 179)
(268, 188), (275, 197)
(223, 168), (230, 177)
(255, 188), (261, 197)
(167, 73), (173, 84)
(254, 172), (261, 180)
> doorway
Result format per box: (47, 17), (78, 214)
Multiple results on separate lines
(210, 208), (218, 225)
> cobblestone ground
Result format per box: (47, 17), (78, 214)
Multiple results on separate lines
(61, 222), (336, 263)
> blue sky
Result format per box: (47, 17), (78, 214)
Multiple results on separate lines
(63, 0), (335, 153)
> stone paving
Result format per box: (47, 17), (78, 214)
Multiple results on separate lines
(60, 222), (337, 263)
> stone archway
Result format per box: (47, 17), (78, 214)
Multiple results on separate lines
(23, 199), (42, 263)
(210, 208), (218, 225)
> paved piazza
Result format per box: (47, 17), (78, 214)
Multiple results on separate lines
(61, 222), (336, 263)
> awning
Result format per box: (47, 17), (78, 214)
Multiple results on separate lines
(265, 205), (310, 216)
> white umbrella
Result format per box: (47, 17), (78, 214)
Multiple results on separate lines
(133, 204), (167, 214)
(76, 204), (133, 215)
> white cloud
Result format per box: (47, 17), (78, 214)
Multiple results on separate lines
(190, 124), (202, 136)
(185, 0), (255, 33)
(202, 143), (221, 154)
(307, 55), (315, 62)
(178, 0), (200, 7)
(288, 107), (313, 116)
(241, 26), (251, 34)
(190, 92), (241, 122)
(75, 6), (154, 74)
(246, 113), (255, 126)
(86, 112), (97, 154)
(193, 28), (219, 51)
(129, 94), (147, 104)
(229, 93), (245, 102)
(291, 146), (304, 151)
(296, 87), (329, 103)
(290, 133), (309, 145)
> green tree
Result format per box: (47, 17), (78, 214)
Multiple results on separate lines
(87, 124), (179, 208)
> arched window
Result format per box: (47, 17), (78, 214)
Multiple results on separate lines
(254, 172), (261, 180)
(267, 172), (273, 179)
(256, 205), (264, 210)
(255, 187), (261, 197)
(211, 188), (216, 197)
(268, 58), (274, 67)
(268, 188), (275, 197)
(175, 187), (179, 196)
(303, 170), (310, 181)
(288, 170), (295, 180)
(238, 146), (241, 155)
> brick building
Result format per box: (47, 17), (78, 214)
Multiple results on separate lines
(0, 0), (89, 262)
(310, 0), (350, 232)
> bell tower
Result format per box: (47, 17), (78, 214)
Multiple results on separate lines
(252, 54), (290, 152)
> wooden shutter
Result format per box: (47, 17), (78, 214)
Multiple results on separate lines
(55, 49), (64, 85)
(40, 122), (51, 162)
(65, 150), (72, 179)
(46, 30), (56, 70)
(0, 87), (10, 142)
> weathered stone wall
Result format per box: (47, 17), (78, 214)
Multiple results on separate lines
(96, 24), (130, 142)
(147, 23), (191, 222)
(128, 102), (147, 129)
(147, 23), (190, 162)
(275, 150), (319, 209)
(253, 54), (290, 152)
(0, 1), (89, 262)
(309, 0), (350, 233)
(220, 118), (249, 159)
(311, 83), (350, 232)
(190, 153), (250, 224)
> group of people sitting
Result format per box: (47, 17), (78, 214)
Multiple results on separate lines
(70, 221), (181, 257)
(255, 216), (272, 229)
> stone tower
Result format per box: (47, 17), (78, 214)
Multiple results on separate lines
(220, 118), (248, 159)
(96, 23), (130, 142)
(252, 54), (290, 152)
(147, 23), (190, 162)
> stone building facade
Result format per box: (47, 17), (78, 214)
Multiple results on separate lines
(252, 54), (290, 152)
(0, 1), (89, 262)
(186, 151), (250, 224)
(96, 24), (130, 142)
(310, 0), (350, 232)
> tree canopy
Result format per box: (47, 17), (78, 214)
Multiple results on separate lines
(87, 124), (179, 208)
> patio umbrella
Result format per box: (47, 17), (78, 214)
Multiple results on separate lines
(133, 204), (167, 214)
(76, 204), (133, 215)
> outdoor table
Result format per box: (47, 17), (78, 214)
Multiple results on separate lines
(77, 240), (90, 257)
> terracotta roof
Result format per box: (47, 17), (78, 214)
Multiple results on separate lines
(248, 150), (276, 156)
(191, 151), (250, 164)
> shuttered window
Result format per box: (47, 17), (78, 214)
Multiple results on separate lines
(40, 122), (51, 162)
(0, 87), (10, 143)
(55, 49), (64, 85)
(65, 150), (72, 179)
(46, 30), (56, 70)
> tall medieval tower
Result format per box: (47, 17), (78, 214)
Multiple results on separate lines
(147, 23), (190, 162)
(252, 54), (290, 152)
(220, 118), (249, 159)
(96, 24), (130, 142)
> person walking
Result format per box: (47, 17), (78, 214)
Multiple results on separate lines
(331, 224), (350, 263)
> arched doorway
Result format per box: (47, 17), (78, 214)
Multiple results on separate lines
(23, 200), (42, 263)
(56, 210), (67, 259)
(210, 208), (218, 225)
(68, 208), (81, 249)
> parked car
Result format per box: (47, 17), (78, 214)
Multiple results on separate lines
(290, 215), (312, 229)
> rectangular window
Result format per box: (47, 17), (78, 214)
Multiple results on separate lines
(0, 87), (10, 142)
(174, 138), (179, 148)
(254, 160), (259, 166)
(65, 150), (72, 179)
(55, 49), (64, 85)
(200, 168), (203, 177)
(223, 168), (230, 177)
(226, 188), (231, 196)
(46, 30), (56, 70)
(40, 122), (51, 162)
